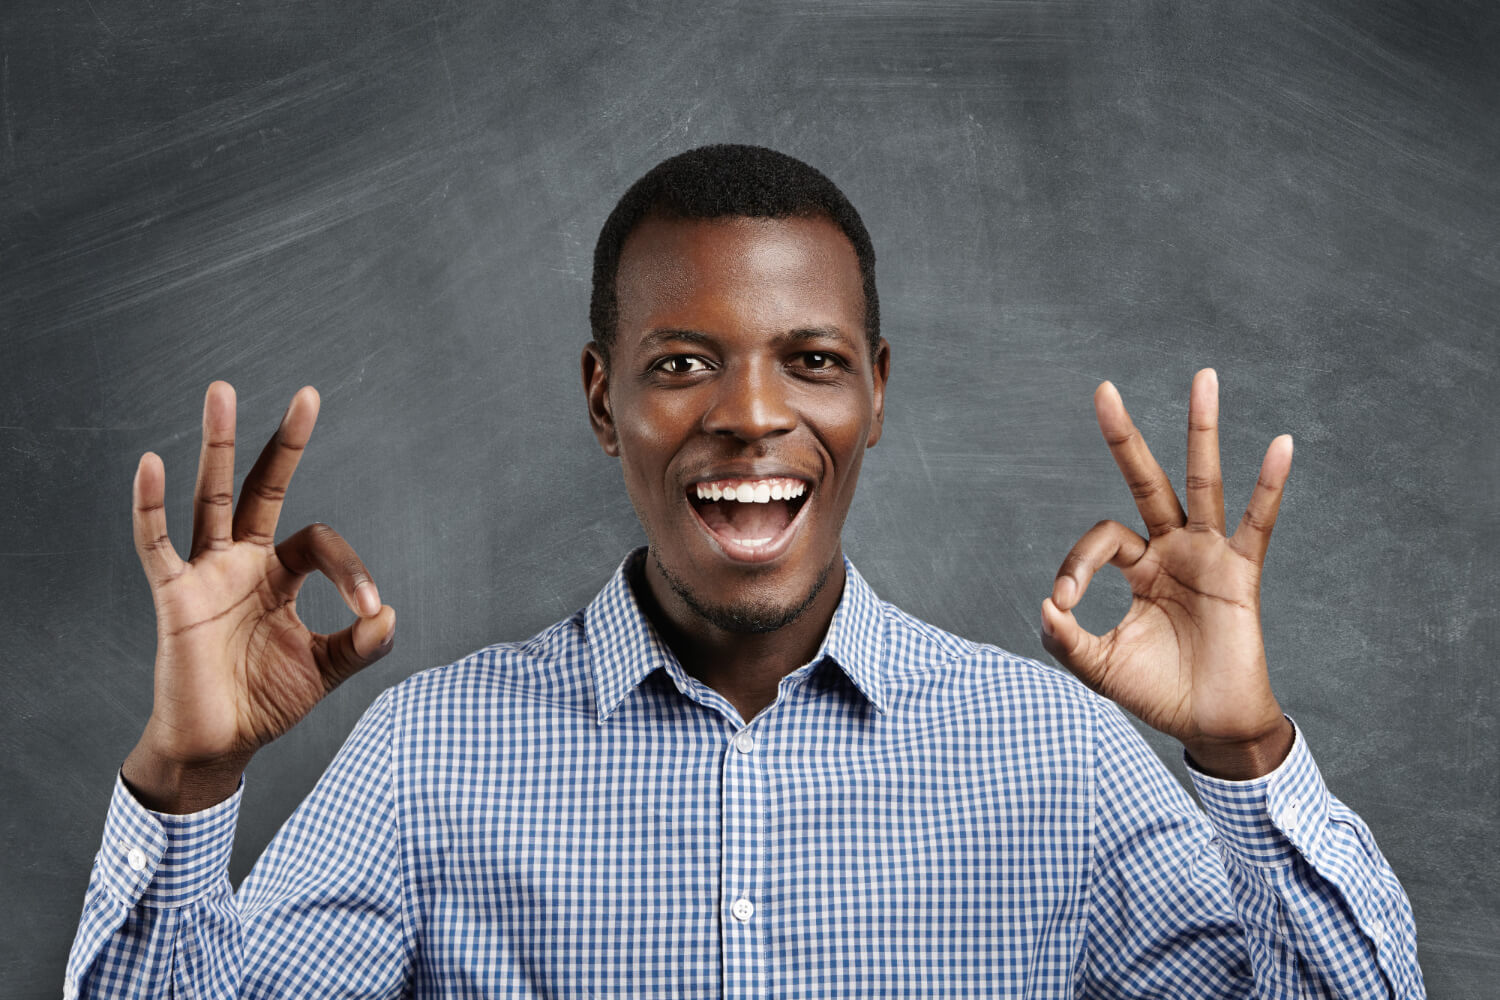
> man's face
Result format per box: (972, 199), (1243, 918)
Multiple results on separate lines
(584, 213), (889, 634)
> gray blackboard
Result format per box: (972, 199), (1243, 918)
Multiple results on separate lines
(3, 1), (1496, 995)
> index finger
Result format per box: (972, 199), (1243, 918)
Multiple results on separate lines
(1095, 381), (1186, 537)
(271, 522), (382, 619)
(232, 387), (320, 546)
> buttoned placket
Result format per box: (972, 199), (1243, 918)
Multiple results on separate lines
(720, 717), (768, 999)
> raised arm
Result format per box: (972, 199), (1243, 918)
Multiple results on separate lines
(1041, 370), (1423, 996)
(123, 381), (396, 810)
(66, 383), (407, 1000)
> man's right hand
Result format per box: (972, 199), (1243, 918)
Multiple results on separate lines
(121, 382), (396, 813)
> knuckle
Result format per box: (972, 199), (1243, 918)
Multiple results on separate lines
(1241, 510), (1274, 533)
(198, 491), (233, 508)
(249, 481), (287, 502)
(1184, 474), (1219, 492)
(1058, 557), (1091, 581)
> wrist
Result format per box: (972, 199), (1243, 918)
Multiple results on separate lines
(122, 730), (252, 814)
(1183, 716), (1295, 781)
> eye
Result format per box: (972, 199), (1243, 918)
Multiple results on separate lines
(795, 351), (845, 372)
(653, 355), (712, 375)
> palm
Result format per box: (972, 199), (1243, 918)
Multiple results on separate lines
(1093, 531), (1268, 742)
(1041, 371), (1294, 776)
(149, 548), (326, 759)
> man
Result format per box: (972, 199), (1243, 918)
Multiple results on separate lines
(66, 145), (1422, 996)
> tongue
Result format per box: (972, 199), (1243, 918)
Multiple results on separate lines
(698, 499), (793, 542)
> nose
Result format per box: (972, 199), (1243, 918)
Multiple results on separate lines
(701, 360), (797, 442)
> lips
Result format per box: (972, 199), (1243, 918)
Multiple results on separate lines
(687, 475), (813, 564)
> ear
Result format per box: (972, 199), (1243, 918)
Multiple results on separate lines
(866, 337), (891, 448)
(582, 342), (619, 456)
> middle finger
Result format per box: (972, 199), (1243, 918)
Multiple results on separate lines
(232, 386), (321, 546)
(1094, 380), (1185, 538)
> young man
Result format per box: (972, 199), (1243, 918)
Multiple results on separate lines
(67, 145), (1423, 997)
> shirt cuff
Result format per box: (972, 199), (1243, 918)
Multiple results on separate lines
(1187, 717), (1330, 867)
(97, 771), (242, 908)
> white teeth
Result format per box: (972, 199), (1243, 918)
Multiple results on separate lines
(693, 478), (807, 503)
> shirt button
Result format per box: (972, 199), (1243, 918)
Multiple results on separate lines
(126, 847), (148, 872)
(1283, 798), (1301, 827)
(731, 897), (755, 922)
(733, 731), (756, 754)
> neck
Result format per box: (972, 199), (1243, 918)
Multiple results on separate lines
(632, 551), (846, 724)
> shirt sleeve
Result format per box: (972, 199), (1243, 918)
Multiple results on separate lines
(64, 689), (412, 999)
(1082, 704), (1424, 999)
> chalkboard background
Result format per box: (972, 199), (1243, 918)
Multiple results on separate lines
(3, 0), (1496, 995)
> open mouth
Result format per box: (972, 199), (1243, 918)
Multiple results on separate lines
(687, 476), (812, 563)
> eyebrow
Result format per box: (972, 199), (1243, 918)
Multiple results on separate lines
(638, 325), (856, 350)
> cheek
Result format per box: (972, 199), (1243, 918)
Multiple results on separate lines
(614, 396), (696, 479)
(809, 398), (874, 465)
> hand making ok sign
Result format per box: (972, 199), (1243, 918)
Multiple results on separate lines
(1041, 369), (1296, 779)
(122, 382), (396, 812)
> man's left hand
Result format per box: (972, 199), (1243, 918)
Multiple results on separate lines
(1041, 369), (1295, 780)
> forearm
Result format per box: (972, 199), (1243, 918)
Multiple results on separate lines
(67, 690), (411, 999)
(1085, 703), (1424, 998)
(1190, 722), (1424, 997)
(66, 776), (245, 1000)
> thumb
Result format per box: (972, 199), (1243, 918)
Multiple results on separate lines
(1041, 597), (1108, 692)
(317, 605), (397, 690)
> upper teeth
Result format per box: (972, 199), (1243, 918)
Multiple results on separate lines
(694, 478), (807, 503)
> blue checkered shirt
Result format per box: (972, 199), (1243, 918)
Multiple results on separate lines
(67, 551), (1422, 997)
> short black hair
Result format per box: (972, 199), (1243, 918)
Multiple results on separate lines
(589, 144), (879, 364)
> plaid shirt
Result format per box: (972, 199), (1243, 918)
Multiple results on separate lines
(67, 551), (1422, 997)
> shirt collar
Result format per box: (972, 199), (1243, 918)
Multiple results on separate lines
(584, 548), (889, 724)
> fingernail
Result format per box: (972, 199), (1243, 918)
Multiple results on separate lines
(1055, 577), (1076, 608)
(355, 581), (380, 617)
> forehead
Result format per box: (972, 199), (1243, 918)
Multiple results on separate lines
(613, 214), (865, 346)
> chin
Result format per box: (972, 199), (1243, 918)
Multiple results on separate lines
(652, 545), (836, 635)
